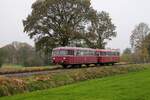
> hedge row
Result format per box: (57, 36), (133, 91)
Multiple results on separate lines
(0, 64), (149, 97)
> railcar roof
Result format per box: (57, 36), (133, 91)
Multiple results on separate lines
(96, 49), (120, 52)
(53, 47), (95, 51)
(53, 47), (120, 52)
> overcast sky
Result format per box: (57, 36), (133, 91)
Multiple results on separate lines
(0, 0), (150, 51)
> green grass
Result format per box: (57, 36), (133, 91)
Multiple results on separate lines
(1, 68), (150, 100)
(2, 64), (23, 68)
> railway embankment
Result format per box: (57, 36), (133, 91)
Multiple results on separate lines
(0, 64), (149, 97)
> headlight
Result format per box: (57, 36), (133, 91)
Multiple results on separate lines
(63, 57), (66, 60)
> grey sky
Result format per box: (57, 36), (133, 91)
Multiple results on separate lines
(0, 0), (150, 51)
(0, 0), (35, 47)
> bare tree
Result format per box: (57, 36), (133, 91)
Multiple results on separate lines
(85, 11), (116, 49)
(130, 23), (150, 50)
(130, 22), (150, 63)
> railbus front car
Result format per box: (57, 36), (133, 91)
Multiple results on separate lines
(52, 47), (97, 68)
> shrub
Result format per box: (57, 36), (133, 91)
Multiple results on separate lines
(0, 76), (27, 96)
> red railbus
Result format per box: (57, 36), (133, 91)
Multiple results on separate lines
(52, 47), (97, 68)
(52, 47), (120, 68)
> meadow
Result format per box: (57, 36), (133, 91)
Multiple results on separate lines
(1, 66), (150, 100)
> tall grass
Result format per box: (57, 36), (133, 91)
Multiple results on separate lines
(2, 64), (23, 68)
(0, 64), (55, 74)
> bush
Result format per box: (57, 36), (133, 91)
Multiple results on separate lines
(0, 76), (27, 96)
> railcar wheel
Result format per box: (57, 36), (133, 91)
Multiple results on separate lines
(100, 63), (104, 66)
(96, 63), (100, 67)
(105, 63), (110, 66)
(86, 64), (90, 67)
(62, 65), (68, 68)
(76, 64), (81, 68)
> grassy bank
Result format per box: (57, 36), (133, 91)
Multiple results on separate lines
(0, 64), (149, 97)
(1, 66), (150, 100)
(0, 64), (57, 74)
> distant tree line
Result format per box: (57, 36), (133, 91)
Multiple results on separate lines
(121, 22), (150, 63)
(0, 41), (50, 67)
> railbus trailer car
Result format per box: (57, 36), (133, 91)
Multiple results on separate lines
(96, 49), (120, 65)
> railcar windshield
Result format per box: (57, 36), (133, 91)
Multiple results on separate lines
(52, 50), (74, 56)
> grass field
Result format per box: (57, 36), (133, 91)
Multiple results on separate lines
(1, 68), (150, 100)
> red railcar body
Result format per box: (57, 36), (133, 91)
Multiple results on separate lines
(96, 49), (120, 64)
(52, 47), (120, 67)
(52, 47), (97, 67)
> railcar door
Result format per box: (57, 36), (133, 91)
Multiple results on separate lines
(67, 50), (75, 64)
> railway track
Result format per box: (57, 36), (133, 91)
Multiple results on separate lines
(1, 68), (64, 77)
(0, 63), (129, 78)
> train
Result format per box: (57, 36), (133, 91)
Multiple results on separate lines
(52, 47), (120, 68)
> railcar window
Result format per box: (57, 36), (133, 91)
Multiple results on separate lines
(100, 52), (103, 56)
(76, 50), (95, 56)
(117, 52), (120, 56)
(107, 52), (109, 56)
(113, 52), (115, 56)
(116, 52), (119, 56)
(105, 52), (107, 56)
(110, 52), (112, 56)
(99, 52), (102, 56)
(76, 50), (80, 56)
(104, 52), (107, 56)
(68, 50), (74, 55)
(89, 51), (94, 55)
(96, 52), (99, 56)
(52, 50), (74, 56)
(101, 52), (105, 56)
(82, 50), (86, 56)
(81, 50), (84, 56)
(92, 51), (95, 55)
(59, 50), (67, 55)
(113, 52), (116, 56)
(110, 52), (113, 56)
(114, 52), (116, 56)
(112, 52), (114, 56)
(111, 52), (113, 56)
(52, 50), (59, 56)
(108, 52), (111, 56)
(115, 52), (117, 56)
(89, 51), (92, 55)
(107, 52), (111, 56)
(97, 52), (100, 56)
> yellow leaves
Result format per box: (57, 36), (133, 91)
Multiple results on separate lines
(35, 75), (51, 81)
